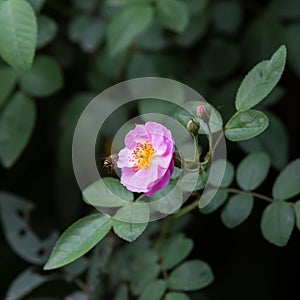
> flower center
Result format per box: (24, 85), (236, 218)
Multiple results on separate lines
(130, 140), (155, 171)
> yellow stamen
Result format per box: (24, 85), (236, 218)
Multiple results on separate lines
(130, 140), (155, 171)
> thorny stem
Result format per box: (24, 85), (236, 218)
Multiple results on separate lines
(225, 188), (275, 203)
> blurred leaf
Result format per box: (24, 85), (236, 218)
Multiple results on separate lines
(127, 53), (160, 78)
(257, 86), (285, 108)
(130, 250), (160, 295)
(285, 24), (300, 77)
(157, 0), (189, 32)
(68, 14), (91, 42)
(63, 257), (89, 280)
(0, 66), (17, 109)
(5, 268), (49, 300)
(87, 238), (113, 286)
(200, 190), (228, 214)
(235, 45), (286, 111)
(95, 46), (127, 79)
(83, 177), (134, 207)
(44, 214), (112, 270)
(200, 38), (240, 80)
(225, 110), (269, 141)
(37, 15), (58, 49)
(159, 233), (193, 270)
(20, 55), (63, 97)
(139, 280), (167, 300)
(107, 3), (153, 56)
(64, 291), (89, 300)
(0, 93), (36, 168)
(106, 0), (150, 6)
(150, 183), (183, 215)
(0, 192), (58, 264)
(272, 158), (300, 200)
(176, 15), (208, 47)
(186, 0), (208, 16)
(135, 20), (168, 51)
(211, 0), (242, 35)
(79, 19), (106, 52)
(237, 152), (270, 191)
(164, 292), (190, 300)
(221, 194), (254, 229)
(114, 284), (128, 300)
(270, 0), (300, 19)
(27, 0), (45, 12)
(168, 260), (214, 291)
(242, 14), (284, 68)
(0, 0), (37, 71)
(293, 201), (300, 231)
(209, 159), (234, 188)
(113, 220), (148, 242)
(261, 201), (294, 247)
(72, 0), (98, 11)
(238, 112), (289, 170)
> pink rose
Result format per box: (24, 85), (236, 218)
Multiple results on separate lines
(117, 121), (175, 197)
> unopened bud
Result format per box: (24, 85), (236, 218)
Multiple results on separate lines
(186, 119), (199, 137)
(196, 104), (211, 124)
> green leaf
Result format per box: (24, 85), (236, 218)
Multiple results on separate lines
(221, 194), (254, 229)
(200, 189), (228, 214)
(0, 0), (37, 71)
(235, 45), (286, 111)
(139, 280), (167, 300)
(107, 3), (153, 56)
(293, 201), (300, 231)
(130, 251), (160, 295)
(37, 15), (58, 49)
(209, 159), (234, 188)
(44, 214), (112, 270)
(113, 220), (148, 242)
(159, 234), (193, 270)
(168, 260), (214, 291)
(0, 192), (58, 265)
(0, 93), (36, 168)
(83, 177), (133, 207)
(27, 0), (45, 12)
(113, 284), (128, 300)
(20, 55), (63, 97)
(0, 66), (16, 109)
(114, 202), (149, 223)
(5, 268), (49, 300)
(238, 111), (288, 170)
(211, 1), (242, 35)
(236, 152), (270, 191)
(164, 292), (190, 300)
(150, 183), (183, 215)
(225, 110), (269, 141)
(157, 0), (190, 32)
(272, 158), (300, 200)
(261, 201), (294, 247)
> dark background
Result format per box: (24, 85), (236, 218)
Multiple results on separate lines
(1, 0), (300, 299)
